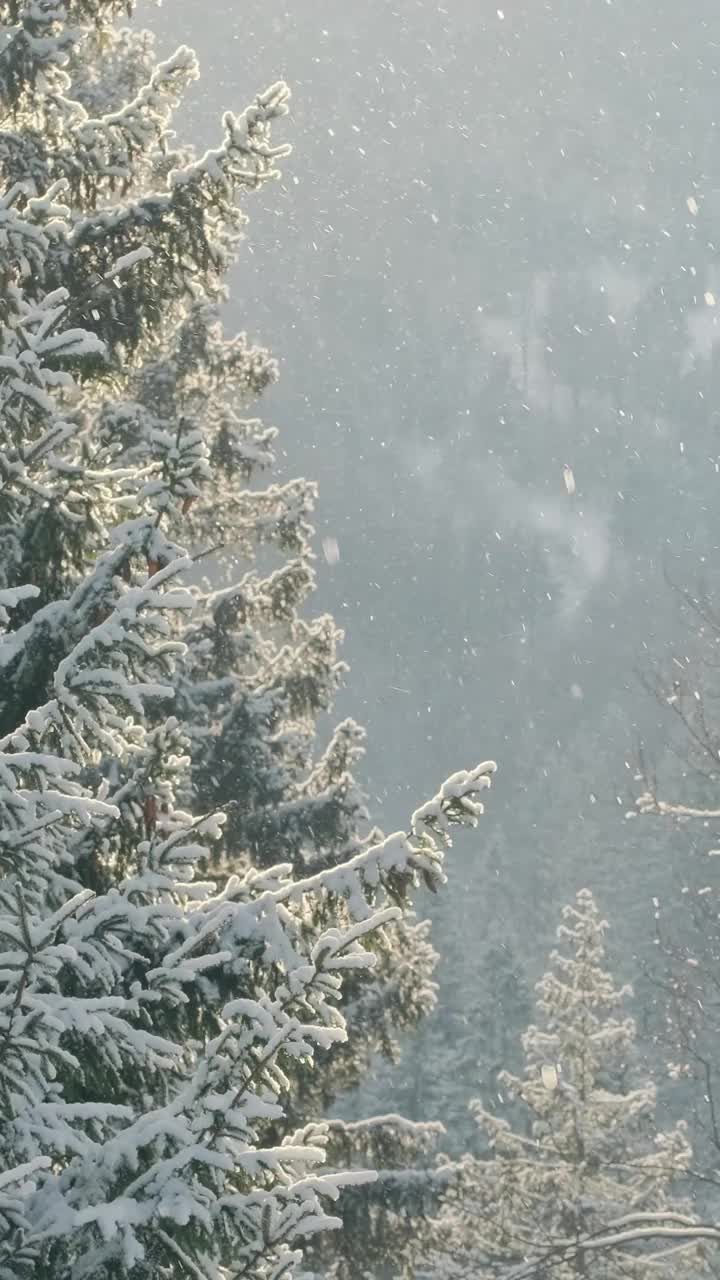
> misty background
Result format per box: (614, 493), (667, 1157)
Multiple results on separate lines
(149, 0), (720, 1054)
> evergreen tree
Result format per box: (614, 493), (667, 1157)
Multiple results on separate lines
(0, 3), (500, 1274)
(432, 890), (713, 1279)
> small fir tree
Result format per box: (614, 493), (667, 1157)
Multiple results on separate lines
(432, 890), (713, 1279)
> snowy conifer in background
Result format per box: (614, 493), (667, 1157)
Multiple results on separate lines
(302, 1115), (457, 1280)
(432, 890), (713, 1279)
(355, 855), (531, 1159)
(0, 2), (499, 1275)
(426, 861), (531, 1157)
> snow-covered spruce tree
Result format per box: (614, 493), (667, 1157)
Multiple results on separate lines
(3, 0), (454, 1123)
(431, 890), (714, 1279)
(54, 14), (475, 1263)
(0, 0), (445, 1105)
(0, 4), (501, 1275)
(0, 271), (498, 1272)
(72, 77), (460, 1280)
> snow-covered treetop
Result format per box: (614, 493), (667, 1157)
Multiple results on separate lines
(433, 890), (712, 1280)
(524, 887), (634, 1100)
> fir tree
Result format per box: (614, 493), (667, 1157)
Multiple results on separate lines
(0, 3), (500, 1275)
(432, 890), (714, 1279)
(70, 46), (463, 1280)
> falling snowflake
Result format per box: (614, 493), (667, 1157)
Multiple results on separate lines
(541, 1063), (559, 1090)
(562, 463), (576, 495)
(322, 537), (340, 565)
(687, 195), (699, 216)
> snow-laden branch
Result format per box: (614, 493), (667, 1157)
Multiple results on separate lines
(505, 1215), (720, 1280)
(636, 789), (720, 819)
